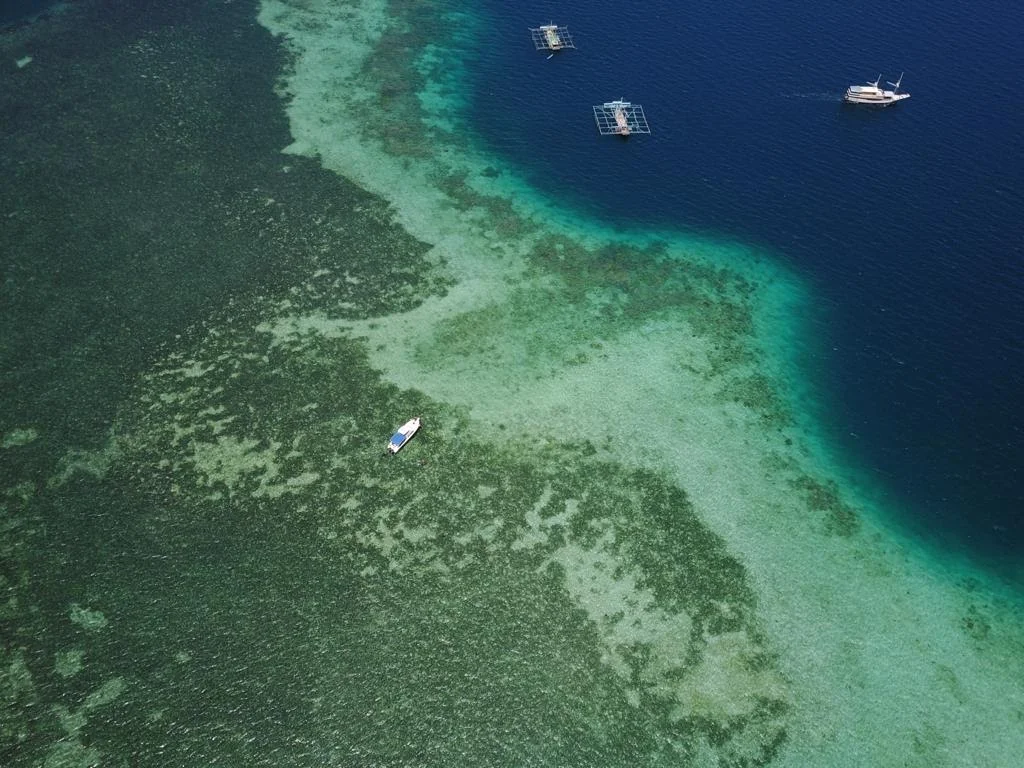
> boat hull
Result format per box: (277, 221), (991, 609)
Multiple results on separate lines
(843, 94), (909, 107)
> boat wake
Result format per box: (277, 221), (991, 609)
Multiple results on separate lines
(780, 92), (843, 101)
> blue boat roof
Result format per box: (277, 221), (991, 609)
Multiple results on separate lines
(389, 434), (406, 446)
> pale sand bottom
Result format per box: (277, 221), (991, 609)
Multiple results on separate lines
(247, 0), (1024, 763)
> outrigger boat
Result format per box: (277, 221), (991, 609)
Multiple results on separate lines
(386, 417), (421, 455)
(592, 99), (651, 136)
(843, 73), (910, 107)
(529, 23), (576, 53)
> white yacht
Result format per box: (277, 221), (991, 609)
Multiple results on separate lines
(844, 73), (910, 107)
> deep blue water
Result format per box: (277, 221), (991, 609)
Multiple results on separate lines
(469, 0), (1024, 567)
(0, 0), (59, 26)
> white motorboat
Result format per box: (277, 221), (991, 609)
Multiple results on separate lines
(386, 417), (421, 455)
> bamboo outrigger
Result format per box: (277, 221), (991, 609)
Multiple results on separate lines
(529, 23), (575, 52)
(593, 99), (651, 136)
